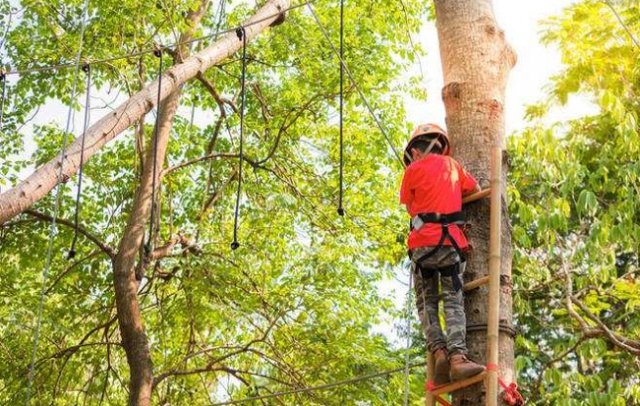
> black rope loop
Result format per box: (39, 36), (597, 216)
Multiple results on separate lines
(231, 27), (247, 251)
(145, 46), (164, 256)
(68, 63), (92, 259)
(153, 44), (163, 58)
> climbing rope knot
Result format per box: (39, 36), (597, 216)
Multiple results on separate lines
(153, 44), (163, 58)
(236, 26), (245, 41)
(486, 363), (525, 406)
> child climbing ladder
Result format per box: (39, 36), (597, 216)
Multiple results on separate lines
(400, 123), (486, 385)
(400, 123), (524, 406)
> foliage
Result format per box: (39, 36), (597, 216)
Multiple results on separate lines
(0, 0), (430, 404)
(509, 1), (640, 404)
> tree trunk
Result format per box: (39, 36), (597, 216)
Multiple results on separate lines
(433, 1), (516, 405)
(0, 0), (290, 225)
(111, 2), (212, 404)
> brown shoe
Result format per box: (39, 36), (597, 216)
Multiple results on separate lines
(433, 348), (451, 385)
(449, 353), (485, 381)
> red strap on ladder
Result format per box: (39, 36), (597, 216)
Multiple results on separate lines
(486, 364), (525, 406)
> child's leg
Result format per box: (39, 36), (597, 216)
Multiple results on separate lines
(413, 262), (447, 352)
(440, 265), (467, 355)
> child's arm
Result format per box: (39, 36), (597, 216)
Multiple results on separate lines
(399, 166), (414, 212)
(457, 162), (479, 197)
(463, 183), (481, 197)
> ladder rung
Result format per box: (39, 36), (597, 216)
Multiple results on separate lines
(430, 371), (487, 396)
(463, 276), (489, 292)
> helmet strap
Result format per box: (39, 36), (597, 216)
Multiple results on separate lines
(423, 136), (441, 155)
(405, 136), (441, 165)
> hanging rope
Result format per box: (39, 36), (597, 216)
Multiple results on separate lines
(68, 63), (92, 259)
(145, 46), (164, 255)
(230, 27), (247, 251)
(213, 0), (227, 42)
(26, 0), (91, 402)
(337, 0), (345, 216)
(0, 69), (6, 130)
(403, 264), (414, 406)
(189, 94), (197, 131)
(306, 1), (405, 168)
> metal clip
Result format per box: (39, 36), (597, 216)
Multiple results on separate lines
(411, 215), (425, 231)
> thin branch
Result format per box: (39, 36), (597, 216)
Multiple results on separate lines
(24, 209), (116, 258)
(197, 72), (237, 116)
(570, 296), (640, 354)
(563, 245), (640, 355)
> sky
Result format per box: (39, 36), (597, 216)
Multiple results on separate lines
(406, 0), (598, 134)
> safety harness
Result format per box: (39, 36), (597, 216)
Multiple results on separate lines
(410, 211), (467, 292)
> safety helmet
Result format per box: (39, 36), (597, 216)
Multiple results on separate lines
(403, 123), (451, 165)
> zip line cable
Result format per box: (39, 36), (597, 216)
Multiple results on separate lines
(68, 63), (92, 259)
(337, 0), (345, 216)
(4, 2), (309, 77)
(306, 1), (405, 168)
(231, 27), (247, 251)
(145, 47), (164, 255)
(212, 362), (426, 405)
(26, 0), (91, 402)
(603, 0), (640, 50)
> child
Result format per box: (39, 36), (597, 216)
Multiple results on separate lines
(400, 123), (485, 385)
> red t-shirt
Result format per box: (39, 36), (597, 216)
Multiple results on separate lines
(400, 154), (478, 250)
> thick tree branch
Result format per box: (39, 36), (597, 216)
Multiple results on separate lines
(0, 0), (292, 225)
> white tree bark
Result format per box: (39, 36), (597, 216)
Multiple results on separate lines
(0, 0), (290, 225)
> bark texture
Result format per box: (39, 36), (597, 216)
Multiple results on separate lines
(433, 1), (516, 405)
(0, 0), (291, 225)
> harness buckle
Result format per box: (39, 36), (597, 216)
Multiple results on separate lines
(411, 216), (425, 230)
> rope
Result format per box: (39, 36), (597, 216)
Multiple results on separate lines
(189, 94), (197, 131)
(306, 1), (405, 168)
(4, 2), (310, 77)
(25, 0), (91, 402)
(403, 264), (413, 406)
(486, 364), (525, 406)
(145, 46), (164, 255)
(213, 0), (227, 42)
(68, 63), (92, 259)
(337, 0), (345, 216)
(231, 27), (247, 251)
(212, 362), (426, 405)
(0, 69), (6, 130)
(603, 0), (640, 50)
